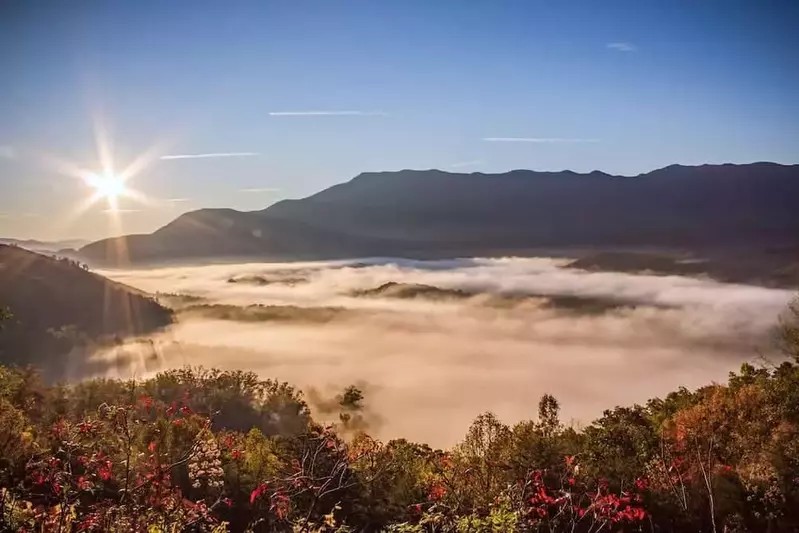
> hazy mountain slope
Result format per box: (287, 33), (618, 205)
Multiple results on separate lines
(0, 245), (173, 377)
(0, 238), (90, 253)
(78, 163), (799, 269)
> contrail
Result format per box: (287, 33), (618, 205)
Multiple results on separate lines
(483, 137), (599, 143)
(160, 152), (259, 160)
(268, 111), (387, 116)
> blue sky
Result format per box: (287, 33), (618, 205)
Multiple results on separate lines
(1, 0), (797, 240)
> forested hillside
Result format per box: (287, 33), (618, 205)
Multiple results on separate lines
(0, 244), (173, 378)
(0, 299), (798, 532)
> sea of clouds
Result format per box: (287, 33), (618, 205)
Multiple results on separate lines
(90, 257), (796, 447)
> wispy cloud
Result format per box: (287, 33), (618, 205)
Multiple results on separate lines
(103, 209), (142, 214)
(160, 152), (259, 160)
(156, 198), (192, 208)
(484, 137), (600, 143)
(238, 187), (280, 193)
(450, 160), (484, 168)
(0, 145), (16, 160)
(268, 111), (387, 117)
(607, 42), (636, 52)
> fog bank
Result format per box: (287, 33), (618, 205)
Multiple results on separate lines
(92, 257), (795, 447)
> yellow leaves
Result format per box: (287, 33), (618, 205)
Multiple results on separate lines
(242, 428), (282, 479)
(323, 504), (341, 528)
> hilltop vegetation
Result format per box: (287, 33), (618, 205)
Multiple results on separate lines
(352, 282), (661, 313)
(179, 304), (349, 324)
(0, 299), (798, 532)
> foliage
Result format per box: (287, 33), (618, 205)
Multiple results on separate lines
(0, 297), (797, 531)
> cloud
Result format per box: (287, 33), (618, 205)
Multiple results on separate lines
(268, 111), (387, 117)
(160, 152), (259, 160)
(0, 145), (16, 160)
(607, 42), (636, 52)
(102, 209), (142, 214)
(484, 137), (600, 143)
(450, 160), (484, 168)
(152, 198), (191, 209)
(94, 257), (792, 447)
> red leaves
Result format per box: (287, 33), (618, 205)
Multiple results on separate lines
(77, 421), (95, 434)
(250, 483), (269, 504)
(97, 465), (112, 481)
(518, 466), (649, 527)
(138, 394), (154, 409)
(271, 493), (290, 520)
(222, 497), (233, 507)
(583, 488), (647, 524)
(231, 449), (242, 460)
(427, 482), (447, 500)
(147, 441), (157, 454)
(249, 484), (291, 520)
(51, 419), (67, 438)
(76, 513), (100, 532)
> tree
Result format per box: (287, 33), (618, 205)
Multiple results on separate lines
(0, 307), (11, 330)
(537, 394), (561, 437)
(779, 297), (799, 362)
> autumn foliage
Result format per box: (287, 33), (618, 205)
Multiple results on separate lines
(0, 300), (797, 532)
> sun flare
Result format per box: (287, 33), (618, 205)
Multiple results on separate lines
(84, 172), (128, 209)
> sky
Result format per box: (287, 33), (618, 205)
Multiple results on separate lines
(1, 0), (798, 241)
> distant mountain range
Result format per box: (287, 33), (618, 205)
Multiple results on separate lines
(0, 238), (89, 253)
(0, 245), (172, 379)
(77, 163), (799, 283)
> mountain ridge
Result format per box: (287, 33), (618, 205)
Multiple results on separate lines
(77, 163), (799, 279)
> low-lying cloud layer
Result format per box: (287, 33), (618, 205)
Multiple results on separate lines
(94, 257), (795, 447)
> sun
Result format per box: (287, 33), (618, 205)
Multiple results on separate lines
(84, 172), (128, 209)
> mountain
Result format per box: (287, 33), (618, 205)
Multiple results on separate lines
(0, 244), (173, 379)
(0, 238), (90, 253)
(78, 163), (799, 278)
